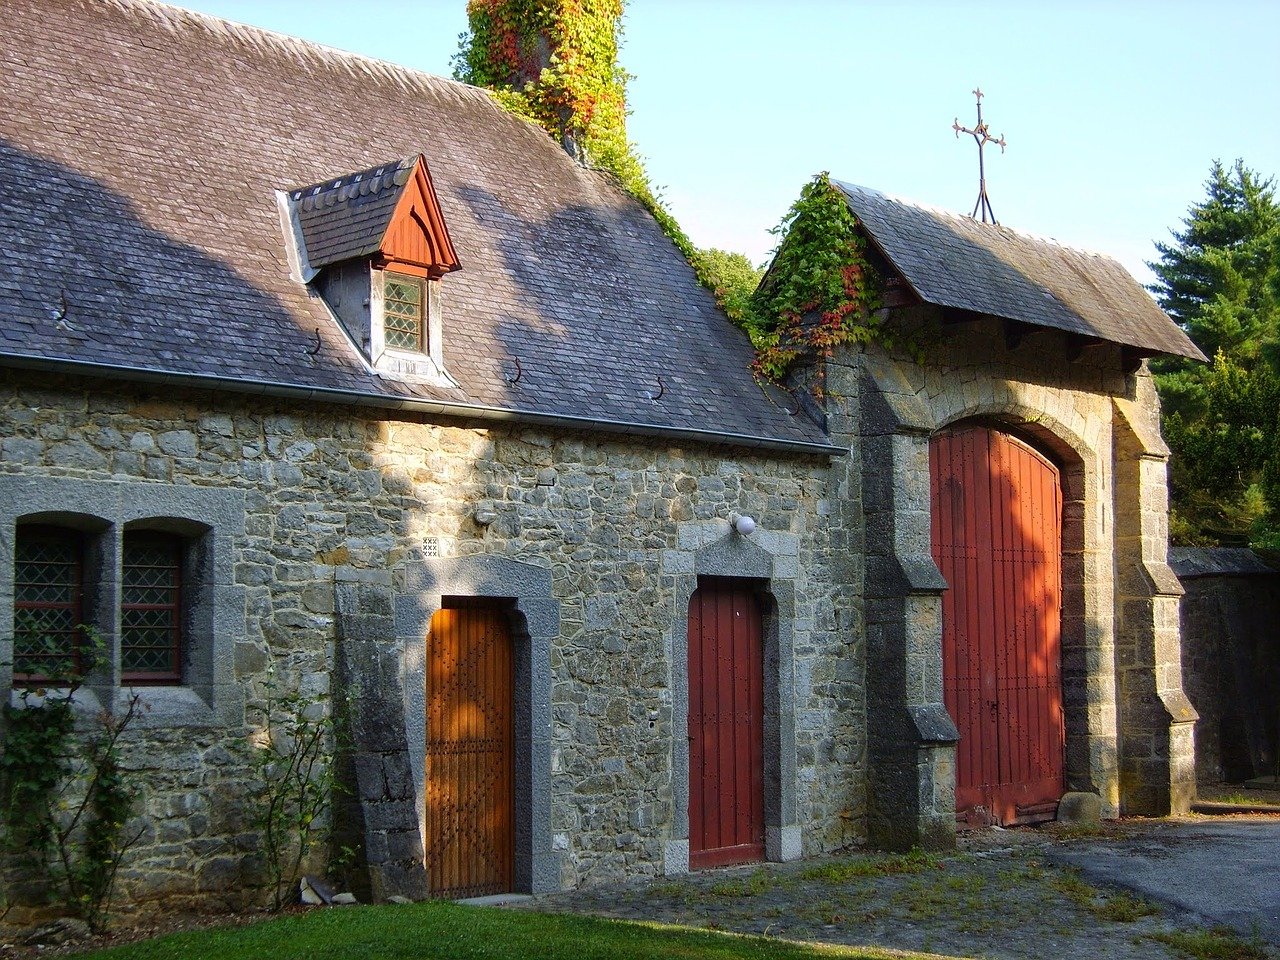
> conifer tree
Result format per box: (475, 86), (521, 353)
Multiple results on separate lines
(1152, 160), (1278, 372)
(1150, 160), (1280, 545)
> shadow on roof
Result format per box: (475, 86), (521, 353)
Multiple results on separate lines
(449, 183), (816, 444)
(0, 139), (379, 393)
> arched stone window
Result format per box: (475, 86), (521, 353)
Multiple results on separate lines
(1, 477), (246, 727)
(13, 524), (86, 682)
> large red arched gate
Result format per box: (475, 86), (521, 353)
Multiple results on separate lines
(930, 424), (1065, 825)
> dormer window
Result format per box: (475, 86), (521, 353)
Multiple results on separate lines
(384, 273), (426, 351)
(279, 154), (461, 386)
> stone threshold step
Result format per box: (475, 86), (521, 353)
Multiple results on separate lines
(1192, 800), (1280, 816)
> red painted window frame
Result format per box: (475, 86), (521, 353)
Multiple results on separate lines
(120, 531), (183, 684)
(13, 525), (86, 684)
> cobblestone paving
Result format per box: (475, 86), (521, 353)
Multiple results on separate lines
(517, 824), (1276, 960)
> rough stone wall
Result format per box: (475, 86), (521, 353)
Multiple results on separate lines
(833, 349), (956, 851)
(0, 370), (858, 906)
(1113, 378), (1197, 815)
(1173, 549), (1280, 783)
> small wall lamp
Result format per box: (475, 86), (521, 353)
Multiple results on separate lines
(729, 512), (757, 536)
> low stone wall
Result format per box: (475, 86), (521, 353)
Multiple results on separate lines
(1172, 548), (1280, 784)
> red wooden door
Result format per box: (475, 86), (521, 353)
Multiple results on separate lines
(930, 425), (1065, 825)
(688, 581), (765, 869)
(426, 605), (513, 898)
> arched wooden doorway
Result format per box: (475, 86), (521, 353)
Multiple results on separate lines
(930, 424), (1065, 825)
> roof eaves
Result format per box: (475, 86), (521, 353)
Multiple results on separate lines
(0, 352), (844, 458)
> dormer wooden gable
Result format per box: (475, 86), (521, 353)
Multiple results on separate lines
(284, 154), (462, 387)
(289, 153), (460, 278)
(375, 155), (461, 279)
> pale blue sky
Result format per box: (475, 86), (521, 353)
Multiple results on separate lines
(178, 1), (1278, 285)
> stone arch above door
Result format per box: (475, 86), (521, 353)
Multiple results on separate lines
(854, 352), (1121, 849)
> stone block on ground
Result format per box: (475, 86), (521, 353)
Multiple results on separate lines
(1057, 791), (1103, 825)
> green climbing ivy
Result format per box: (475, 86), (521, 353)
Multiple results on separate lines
(454, 3), (701, 280)
(454, 1), (636, 179)
(746, 173), (890, 381)
(456, 10), (893, 383)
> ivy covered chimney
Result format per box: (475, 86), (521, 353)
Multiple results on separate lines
(454, 0), (629, 170)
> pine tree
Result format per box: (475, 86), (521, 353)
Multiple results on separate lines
(1150, 160), (1280, 545)
(1151, 160), (1279, 361)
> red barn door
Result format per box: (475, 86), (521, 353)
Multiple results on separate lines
(930, 425), (1065, 825)
(426, 605), (514, 898)
(688, 581), (765, 869)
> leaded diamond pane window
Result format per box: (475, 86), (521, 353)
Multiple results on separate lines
(13, 526), (84, 681)
(121, 533), (182, 682)
(384, 273), (425, 351)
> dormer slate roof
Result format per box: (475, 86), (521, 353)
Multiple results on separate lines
(0, 0), (828, 453)
(290, 154), (461, 275)
(292, 159), (416, 270)
(835, 182), (1206, 362)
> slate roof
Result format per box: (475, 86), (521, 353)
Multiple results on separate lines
(292, 158), (417, 270)
(835, 182), (1206, 362)
(0, 0), (828, 452)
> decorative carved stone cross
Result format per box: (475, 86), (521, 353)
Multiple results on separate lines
(953, 88), (1007, 224)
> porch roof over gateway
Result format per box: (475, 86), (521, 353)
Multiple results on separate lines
(835, 182), (1206, 362)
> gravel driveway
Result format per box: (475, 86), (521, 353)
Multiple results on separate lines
(519, 818), (1278, 959)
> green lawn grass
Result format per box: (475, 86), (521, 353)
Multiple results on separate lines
(78, 902), (958, 960)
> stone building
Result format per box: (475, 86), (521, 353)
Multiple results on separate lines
(0, 0), (1201, 908)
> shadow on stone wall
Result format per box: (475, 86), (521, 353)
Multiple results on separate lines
(1173, 547), (1280, 783)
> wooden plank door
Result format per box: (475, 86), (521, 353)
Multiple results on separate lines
(426, 605), (513, 898)
(931, 425), (1065, 825)
(688, 580), (765, 869)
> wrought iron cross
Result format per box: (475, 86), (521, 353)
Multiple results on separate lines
(953, 88), (1007, 224)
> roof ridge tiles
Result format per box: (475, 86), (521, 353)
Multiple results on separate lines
(103, 0), (492, 109)
(290, 157), (413, 202)
(832, 179), (1120, 265)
